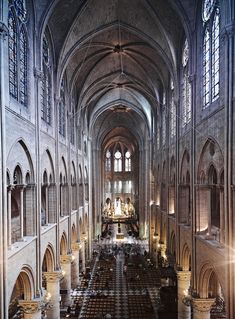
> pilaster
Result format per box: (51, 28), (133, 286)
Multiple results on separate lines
(177, 271), (191, 319)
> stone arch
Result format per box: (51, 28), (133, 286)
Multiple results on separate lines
(9, 266), (35, 304)
(197, 138), (223, 182)
(41, 149), (55, 183)
(198, 262), (227, 318)
(61, 156), (68, 183)
(196, 138), (224, 238)
(180, 149), (190, 184)
(60, 232), (68, 255)
(78, 164), (84, 206)
(179, 149), (191, 224)
(42, 244), (56, 272)
(181, 244), (191, 271)
(7, 139), (34, 184)
(71, 224), (77, 243)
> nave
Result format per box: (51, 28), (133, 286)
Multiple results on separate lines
(60, 225), (177, 319)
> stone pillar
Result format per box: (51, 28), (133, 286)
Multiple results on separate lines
(18, 299), (42, 319)
(192, 298), (215, 319)
(177, 271), (191, 319)
(7, 186), (12, 247)
(45, 185), (48, 225)
(20, 186), (25, 239)
(71, 242), (80, 288)
(60, 255), (72, 306)
(81, 241), (86, 272)
(44, 271), (63, 319)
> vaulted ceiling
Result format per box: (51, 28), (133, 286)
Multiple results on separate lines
(38, 0), (197, 149)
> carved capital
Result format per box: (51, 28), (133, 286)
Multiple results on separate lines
(60, 254), (73, 264)
(18, 299), (42, 314)
(177, 270), (191, 282)
(192, 298), (215, 313)
(43, 271), (63, 283)
(71, 242), (81, 251)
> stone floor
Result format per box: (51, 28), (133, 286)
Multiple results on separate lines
(60, 224), (174, 319)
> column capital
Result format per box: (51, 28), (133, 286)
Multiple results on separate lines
(176, 270), (191, 282)
(192, 298), (215, 313)
(43, 271), (63, 283)
(60, 254), (73, 264)
(71, 242), (81, 251)
(18, 299), (42, 314)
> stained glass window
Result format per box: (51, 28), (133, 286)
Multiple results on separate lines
(41, 35), (51, 124)
(114, 151), (122, 172)
(125, 151), (131, 171)
(182, 39), (191, 127)
(8, 10), (18, 99)
(105, 151), (111, 171)
(19, 27), (27, 106)
(202, 0), (220, 108)
(8, 1), (28, 105)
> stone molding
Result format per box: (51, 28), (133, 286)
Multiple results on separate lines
(18, 299), (42, 314)
(192, 298), (215, 312)
(43, 271), (63, 283)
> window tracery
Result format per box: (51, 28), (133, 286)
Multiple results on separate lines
(202, 0), (220, 108)
(8, 0), (28, 106)
(41, 35), (51, 124)
(182, 39), (191, 127)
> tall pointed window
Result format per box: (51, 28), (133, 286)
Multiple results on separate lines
(114, 151), (122, 172)
(59, 80), (66, 137)
(41, 35), (52, 124)
(105, 151), (111, 171)
(182, 39), (191, 127)
(125, 151), (131, 172)
(70, 94), (75, 145)
(8, 0), (28, 106)
(202, 0), (220, 108)
(170, 79), (176, 138)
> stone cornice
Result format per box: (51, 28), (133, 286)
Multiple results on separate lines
(192, 298), (215, 312)
(43, 271), (63, 283)
(18, 299), (42, 314)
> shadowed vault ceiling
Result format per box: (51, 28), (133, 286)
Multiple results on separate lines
(38, 0), (197, 148)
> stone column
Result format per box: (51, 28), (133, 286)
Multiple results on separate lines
(80, 241), (86, 272)
(18, 299), (42, 319)
(71, 242), (80, 288)
(20, 186), (25, 240)
(60, 255), (72, 306)
(192, 298), (215, 319)
(7, 186), (12, 247)
(177, 271), (191, 319)
(43, 271), (63, 319)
